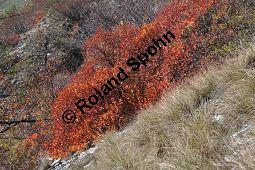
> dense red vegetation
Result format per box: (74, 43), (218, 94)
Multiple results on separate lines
(46, 0), (229, 158)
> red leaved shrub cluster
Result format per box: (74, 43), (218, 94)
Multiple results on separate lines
(46, 0), (229, 158)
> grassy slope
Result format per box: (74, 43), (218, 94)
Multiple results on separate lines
(73, 41), (255, 169)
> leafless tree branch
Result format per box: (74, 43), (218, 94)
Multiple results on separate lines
(0, 118), (36, 133)
(0, 119), (36, 125)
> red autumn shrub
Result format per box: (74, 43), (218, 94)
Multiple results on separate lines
(46, 0), (229, 158)
(33, 10), (45, 25)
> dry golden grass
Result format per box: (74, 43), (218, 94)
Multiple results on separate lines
(72, 40), (255, 170)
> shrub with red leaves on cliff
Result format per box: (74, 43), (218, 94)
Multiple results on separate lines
(45, 0), (230, 158)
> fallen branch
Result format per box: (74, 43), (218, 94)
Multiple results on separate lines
(0, 119), (36, 125)
(0, 118), (36, 133)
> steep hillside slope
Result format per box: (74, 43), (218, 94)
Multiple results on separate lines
(69, 41), (255, 169)
(0, 0), (254, 169)
(46, 0), (255, 159)
(0, 0), (170, 168)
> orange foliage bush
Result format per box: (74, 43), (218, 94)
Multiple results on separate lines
(46, 0), (229, 158)
(33, 10), (45, 25)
